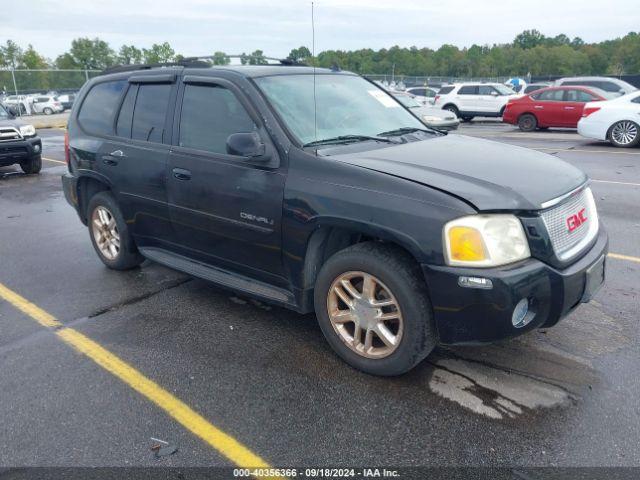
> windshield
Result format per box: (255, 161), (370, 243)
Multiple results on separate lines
(494, 84), (515, 95)
(255, 74), (425, 146)
(393, 94), (421, 108)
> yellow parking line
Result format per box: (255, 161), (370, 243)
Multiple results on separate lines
(608, 252), (640, 264)
(42, 157), (65, 165)
(0, 282), (273, 472)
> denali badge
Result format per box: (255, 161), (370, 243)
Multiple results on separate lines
(567, 208), (587, 233)
(240, 212), (274, 226)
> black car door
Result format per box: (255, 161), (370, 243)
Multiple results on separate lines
(95, 74), (177, 245)
(167, 76), (286, 286)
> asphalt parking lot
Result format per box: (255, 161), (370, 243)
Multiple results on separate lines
(0, 124), (638, 471)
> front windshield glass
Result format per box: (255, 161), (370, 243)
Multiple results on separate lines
(494, 84), (515, 95)
(255, 74), (425, 145)
(393, 94), (421, 108)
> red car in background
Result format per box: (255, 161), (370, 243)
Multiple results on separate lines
(503, 86), (611, 131)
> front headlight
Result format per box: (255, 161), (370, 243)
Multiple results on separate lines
(421, 115), (442, 123)
(19, 124), (36, 137)
(444, 214), (530, 267)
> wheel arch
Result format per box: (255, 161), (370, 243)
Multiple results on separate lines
(301, 220), (426, 292)
(76, 174), (112, 224)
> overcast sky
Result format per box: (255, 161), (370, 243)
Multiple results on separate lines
(3, 0), (638, 60)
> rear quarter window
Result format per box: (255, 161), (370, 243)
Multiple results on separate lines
(77, 80), (127, 135)
(438, 86), (455, 95)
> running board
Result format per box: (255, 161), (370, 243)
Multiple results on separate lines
(139, 247), (295, 305)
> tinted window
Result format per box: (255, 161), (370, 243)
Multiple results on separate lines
(425, 89), (436, 97)
(116, 85), (137, 138)
(562, 80), (619, 92)
(412, 88), (426, 96)
(131, 84), (171, 143)
(179, 84), (257, 155)
(458, 86), (478, 95)
(438, 86), (455, 95)
(478, 85), (496, 96)
(632, 96), (640, 104)
(538, 89), (565, 101)
(78, 80), (127, 135)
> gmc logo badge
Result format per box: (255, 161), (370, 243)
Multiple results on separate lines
(567, 208), (588, 233)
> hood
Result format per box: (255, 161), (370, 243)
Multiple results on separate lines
(332, 135), (587, 211)
(0, 117), (26, 128)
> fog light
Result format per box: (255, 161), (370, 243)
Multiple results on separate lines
(512, 298), (531, 328)
(33, 144), (41, 153)
(458, 276), (493, 289)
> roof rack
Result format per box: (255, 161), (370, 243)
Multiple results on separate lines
(102, 55), (307, 75)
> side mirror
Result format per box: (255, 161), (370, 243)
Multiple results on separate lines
(226, 132), (266, 158)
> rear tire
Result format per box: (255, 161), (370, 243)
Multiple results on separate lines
(461, 116), (473, 122)
(518, 113), (538, 132)
(20, 155), (42, 174)
(314, 242), (436, 376)
(87, 192), (144, 270)
(608, 121), (639, 148)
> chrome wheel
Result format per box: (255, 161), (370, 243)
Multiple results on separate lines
(327, 271), (403, 359)
(91, 206), (120, 260)
(611, 121), (638, 146)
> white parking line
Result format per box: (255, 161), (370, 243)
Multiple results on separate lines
(592, 179), (640, 187)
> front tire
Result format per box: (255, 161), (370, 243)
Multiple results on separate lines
(87, 192), (144, 270)
(314, 242), (436, 376)
(609, 121), (639, 148)
(20, 155), (42, 174)
(443, 105), (459, 117)
(43, 107), (53, 115)
(518, 113), (538, 132)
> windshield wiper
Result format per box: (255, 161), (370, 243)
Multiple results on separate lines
(303, 134), (397, 147)
(377, 126), (439, 137)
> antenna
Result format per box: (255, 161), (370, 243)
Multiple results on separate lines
(312, 2), (317, 143)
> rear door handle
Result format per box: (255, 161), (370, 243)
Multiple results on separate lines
(564, 106), (575, 110)
(534, 105), (544, 109)
(172, 168), (192, 181)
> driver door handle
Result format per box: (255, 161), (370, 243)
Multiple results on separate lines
(172, 168), (192, 181)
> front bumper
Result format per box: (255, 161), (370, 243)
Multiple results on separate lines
(422, 226), (608, 344)
(0, 137), (42, 166)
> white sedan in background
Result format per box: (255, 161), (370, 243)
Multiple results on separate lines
(578, 92), (640, 147)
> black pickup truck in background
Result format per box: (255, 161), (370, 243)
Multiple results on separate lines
(61, 61), (607, 376)
(0, 104), (42, 174)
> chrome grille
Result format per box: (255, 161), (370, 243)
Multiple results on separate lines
(0, 127), (22, 142)
(540, 187), (598, 260)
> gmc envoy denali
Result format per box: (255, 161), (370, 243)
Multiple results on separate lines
(62, 62), (607, 376)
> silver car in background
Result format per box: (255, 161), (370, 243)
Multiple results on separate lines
(392, 91), (460, 130)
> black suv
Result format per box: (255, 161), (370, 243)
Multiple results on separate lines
(62, 64), (607, 376)
(0, 104), (42, 174)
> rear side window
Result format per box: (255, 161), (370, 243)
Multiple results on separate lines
(632, 96), (640, 104)
(538, 89), (564, 101)
(573, 90), (597, 102)
(478, 85), (496, 95)
(131, 84), (171, 143)
(78, 80), (127, 135)
(179, 84), (257, 155)
(458, 86), (478, 95)
(438, 86), (454, 95)
(411, 88), (426, 96)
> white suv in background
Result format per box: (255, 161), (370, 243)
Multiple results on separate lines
(30, 95), (64, 115)
(433, 83), (518, 121)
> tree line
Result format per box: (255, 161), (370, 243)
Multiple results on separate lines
(1, 30), (639, 91)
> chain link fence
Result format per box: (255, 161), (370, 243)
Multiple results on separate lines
(364, 74), (516, 87)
